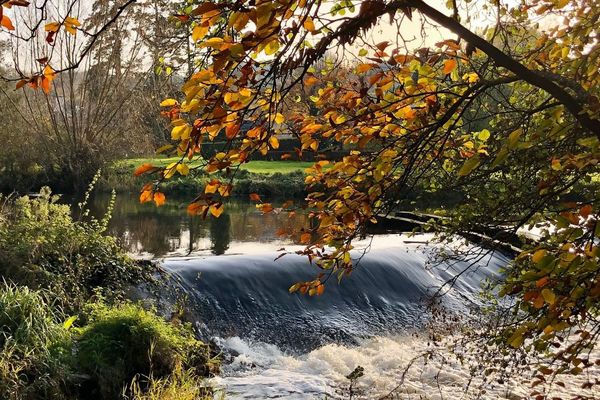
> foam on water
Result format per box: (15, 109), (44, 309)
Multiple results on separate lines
(212, 335), (598, 399)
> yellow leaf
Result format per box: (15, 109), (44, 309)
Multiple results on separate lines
(532, 249), (547, 264)
(269, 136), (280, 149)
(205, 181), (219, 194)
(210, 203), (224, 218)
(160, 98), (178, 107)
(274, 113), (285, 124)
(264, 39), (280, 56)
(64, 16), (81, 35)
(176, 163), (190, 176)
(509, 333), (524, 348)
(508, 128), (522, 149)
(443, 58), (457, 75)
(541, 288), (556, 305)
(163, 163), (177, 179)
(202, 37), (224, 49)
(192, 24), (209, 42)
(45, 22), (60, 32)
(171, 124), (192, 140)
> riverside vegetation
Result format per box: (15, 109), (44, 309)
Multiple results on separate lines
(0, 184), (219, 400)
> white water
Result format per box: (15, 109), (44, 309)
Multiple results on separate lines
(211, 335), (598, 399)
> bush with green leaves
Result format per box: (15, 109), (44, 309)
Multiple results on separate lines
(0, 284), (72, 400)
(74, 301), (215, 399)
(0, 187), (151, 311)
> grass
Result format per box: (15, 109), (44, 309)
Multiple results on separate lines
(117, 157), (313, 175)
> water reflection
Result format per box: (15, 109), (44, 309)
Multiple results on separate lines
(87, 193), (310, 258)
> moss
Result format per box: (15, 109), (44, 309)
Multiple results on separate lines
(75, 302), (215, 400)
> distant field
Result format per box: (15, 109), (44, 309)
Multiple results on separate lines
(116, 157), (313, 174)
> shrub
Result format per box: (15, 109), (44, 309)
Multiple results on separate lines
(0, 284), (72, 400)
(74, 302), (213, 399)
(0, 187), (152, 311)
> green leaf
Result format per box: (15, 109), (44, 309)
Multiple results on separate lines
(508, 128), (522, 149)
(358, 48), (368, 56)
(63, 315), (77, 330)
(458, 155), (481, 176)
(491, 147), (508, 168)
(477, 129), (491, 141)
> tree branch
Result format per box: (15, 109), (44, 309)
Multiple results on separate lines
(414, 0), (600, 137)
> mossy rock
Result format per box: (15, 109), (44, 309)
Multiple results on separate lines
(75, 302), (212, 399)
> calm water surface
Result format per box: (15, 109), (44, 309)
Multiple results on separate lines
(87, 192), (310, 258)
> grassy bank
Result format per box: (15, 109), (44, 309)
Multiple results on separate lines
(101, 157), (311, 198)
(0, 188), (219, 399)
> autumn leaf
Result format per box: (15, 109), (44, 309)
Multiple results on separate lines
(249, 193), (261, 202)
(1, 15), (15, 31)
(160, 98), (178, 107)
(443, 58), (457, 74)
(64, 16), (81, 35)
(205, 180), (219, 194)
(192, 24), (209, 42)
(134, 163), (157, 176)
(139, 190), (153, 204)
(210, 203), (224, 218)
(300, 232), (312, 244)
(225, 123), (240, 140)
(269, 136), (280, 149)
(176, 163), (190, 176)
(153, 192), (166, 207)
(257, 203), (274, 213)
(303, 16), (316, 33)
(40, 65), (56, 94)
(45, 22), (60, 32)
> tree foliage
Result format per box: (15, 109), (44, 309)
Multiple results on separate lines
(2, 0), (599, 391)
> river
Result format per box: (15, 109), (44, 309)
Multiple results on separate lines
(88, 193), (595, 399)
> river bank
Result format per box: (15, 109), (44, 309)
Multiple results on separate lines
(99, 159), (310, 199)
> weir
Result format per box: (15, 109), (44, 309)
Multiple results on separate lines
(161, 236), (509, 353)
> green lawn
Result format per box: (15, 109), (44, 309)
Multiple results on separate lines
(116, 157), (313, 174)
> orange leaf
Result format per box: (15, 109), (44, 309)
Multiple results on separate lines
(225, 123), (240, 140)
(536, 276), (550, 288)
(304, 75), (318, 86)
(249, 193), (261, 202)
(1, 15), (15, 31)
(316, 284), (325, 296)
(139, 190), (153, 204)
(300, 232), (311, 244)
(258, 203), (274, 213)
(443, 58), (457, 75)
(580, 204), (592, 218)
(134, 163), (157, 176)
(153, 192), (166, 207)
(187, 202), (206, 216)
